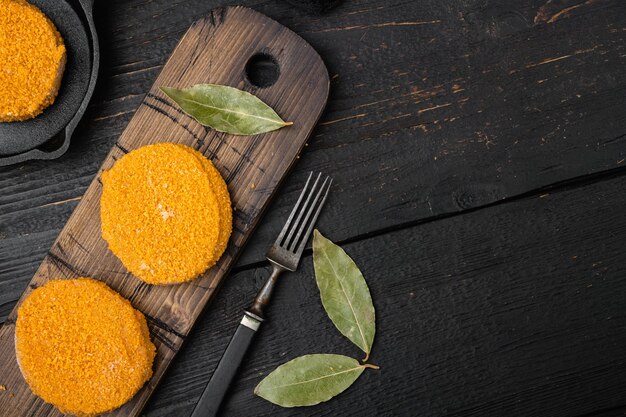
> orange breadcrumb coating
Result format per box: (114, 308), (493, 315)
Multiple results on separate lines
(175, 144), (232, 264)
(0, 0), (66, 122)
(15, 278), (155, 417)
(101, 143), (231, 284)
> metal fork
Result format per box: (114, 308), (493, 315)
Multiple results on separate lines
(190, 172), (332, 417)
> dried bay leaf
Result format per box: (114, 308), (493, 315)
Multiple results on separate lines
(255, 233), (379, 408)
(254, 354), (368, 407)
(160, 84), (292, 135)
(313, 230), (375, 360)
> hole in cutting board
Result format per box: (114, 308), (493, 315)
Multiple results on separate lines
(245, 53), (279, 88)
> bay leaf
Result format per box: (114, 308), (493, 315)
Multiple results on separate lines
(160, 84), (292, 135)
(254, 354), (366, 407)
(313, 230), (375, 360)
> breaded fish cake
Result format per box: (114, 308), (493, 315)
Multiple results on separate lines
(15, 278), (155, 416)
(0, 0), (66, 122)
(101, 143), (226, 284)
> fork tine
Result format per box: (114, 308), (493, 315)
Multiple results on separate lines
(282, 172), (322, 249)
(292, 176), (332, 256)
(287, 175), (329, 252)
(273, 172), (313, 247)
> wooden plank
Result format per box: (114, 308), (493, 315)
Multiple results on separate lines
(0, 6), (329, 417)
(1, 0), (624, 282)
(139, 174), (626, 417)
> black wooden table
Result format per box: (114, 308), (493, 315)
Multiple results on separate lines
(1, 0), (625, 416)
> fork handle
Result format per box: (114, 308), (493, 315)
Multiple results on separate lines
(247, 262), (285, 319)
(190, 313), (262, 417)
(191, 265), (285, 417)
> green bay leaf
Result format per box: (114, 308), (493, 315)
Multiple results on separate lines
(313, 230), (375, 360)
(254, 354), (365, 407)
(160, 84), (292, 135)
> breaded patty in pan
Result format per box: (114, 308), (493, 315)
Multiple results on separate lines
(0, 0), (66, 122)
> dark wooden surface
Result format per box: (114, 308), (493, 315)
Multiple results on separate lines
(1, 0), (625, 416)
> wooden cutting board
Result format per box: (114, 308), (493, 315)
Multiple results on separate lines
(0, 6), (329, 417)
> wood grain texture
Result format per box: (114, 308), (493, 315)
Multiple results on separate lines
(0, 6), (328, 417)
(0, 0), (625, 416)
(143, 174), (626, 417)
(1, 0), (625, 290)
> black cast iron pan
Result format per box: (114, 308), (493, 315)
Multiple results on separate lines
(0, 0), (99, 166)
